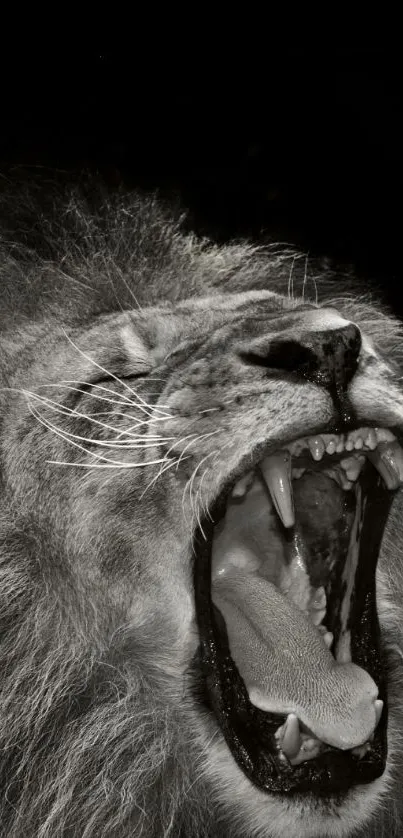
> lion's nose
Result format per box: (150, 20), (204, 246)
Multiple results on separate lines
(240, 321), (361, 392)
(290, 323), (362, 391)
(239, 315), (362, 427)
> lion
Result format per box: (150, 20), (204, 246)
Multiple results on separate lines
(1, 180), (403, 838)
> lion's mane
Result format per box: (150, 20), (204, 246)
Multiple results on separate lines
(1, 179), (403, 837)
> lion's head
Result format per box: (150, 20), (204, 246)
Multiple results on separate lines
(1, 186), (403, 837)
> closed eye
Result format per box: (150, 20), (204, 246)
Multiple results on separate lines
(61, 373), (149, 410)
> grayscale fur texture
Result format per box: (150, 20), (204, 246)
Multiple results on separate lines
(1, 178), (403, 837)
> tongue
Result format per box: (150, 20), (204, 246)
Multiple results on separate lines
(211, 474), (379, 751)
(212, 572), (379, 750)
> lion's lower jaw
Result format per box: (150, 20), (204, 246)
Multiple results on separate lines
(192, 602), (403, 838)
(197, 728), (394, 838)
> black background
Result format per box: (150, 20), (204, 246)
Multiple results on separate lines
(1, 48), (401, 312)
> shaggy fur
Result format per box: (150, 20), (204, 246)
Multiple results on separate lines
(1, 178), (403, 837)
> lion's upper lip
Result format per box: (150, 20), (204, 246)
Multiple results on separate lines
(226, 424), (403, 509)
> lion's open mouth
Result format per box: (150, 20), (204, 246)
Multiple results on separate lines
(193, 427), (403, 795)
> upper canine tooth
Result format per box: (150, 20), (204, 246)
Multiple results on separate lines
(308, 437), (325, 461)
(260, 451), (295, 529)
(368, 441), (403, 490)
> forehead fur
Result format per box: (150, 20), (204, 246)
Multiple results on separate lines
(0, 178), (402, 364)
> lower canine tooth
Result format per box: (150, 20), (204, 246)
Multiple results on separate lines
(260, 451), (295, 528)
(278, 713), (301, 760)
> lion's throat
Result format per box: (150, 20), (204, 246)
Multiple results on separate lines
(212, 573), (379, 751)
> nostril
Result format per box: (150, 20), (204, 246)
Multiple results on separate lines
(239, 324), (361, 392)
(239, 341), (317, 375)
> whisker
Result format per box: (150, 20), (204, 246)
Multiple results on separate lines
(175, 430), (221, 469)
(61, 331), (172, 418)
(28, 402), (121, 465)
(46, 459), (168, 469)
(139, 456), (187, 501)
(60, 380), (173, 412)
(183, 451), (217, 540)
(196, 466), (211, 521)
(288, 255), (296, 300)
(28, 409), (172, 460)
(313, 275), (319, 306)
(24, 390), (168, 443)
(29, 401), (166, 468)
(192, 453), (218, 540)
(36, 381), (136, 408)
(111, 413), (171, 440)
(161, 433), (199, 463)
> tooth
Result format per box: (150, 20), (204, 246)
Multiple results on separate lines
(340, 454), (365, 482)
(302, 737), (318, 753)
(328, 465), (353, 491)
(280, 714), (301, 760)
(311, 608), (326, 626)
(365, 429), (377, 450)
(336, 438), (345, 453)
(323, 631), (333, 649)
(289, 737), (322, 765)
(308, 436), (325, 461)
(260, 451), (295, 528)
(375, 699), (383, 725)
(352, 741), (371, 758)
(326, 438), (337, 454)
(288, 439), (305, 457)
(368, 441), (403, 490)
(347, 429), (366, 450)
(310, 586), (326, 610)
(324, 467), (343, 488)
(232, 471), (254, 497)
